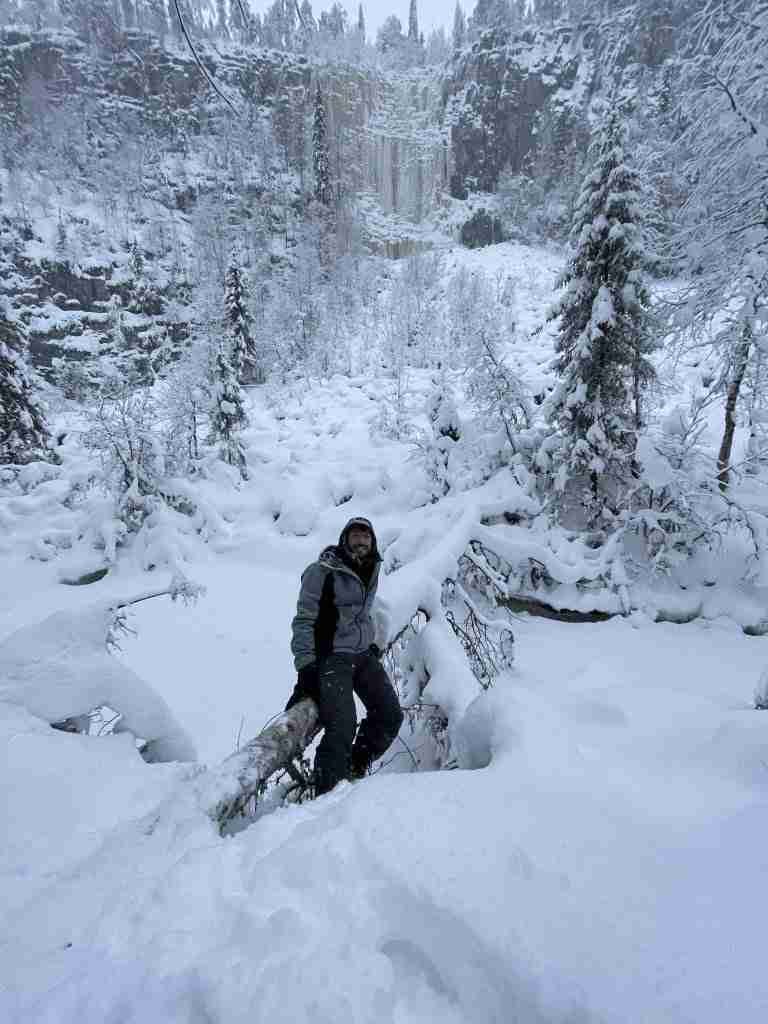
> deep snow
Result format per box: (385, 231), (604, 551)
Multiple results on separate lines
(2, 242), (768, 1024)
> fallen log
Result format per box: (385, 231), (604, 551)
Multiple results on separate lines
(202, 698), (320, 831)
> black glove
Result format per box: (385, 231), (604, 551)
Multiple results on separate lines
(298, 662), (319, 693)
(286, 663), (319, 711)
(368, 644), (383, 660)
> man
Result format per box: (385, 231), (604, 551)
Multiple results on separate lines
(287, 516), (404, 795)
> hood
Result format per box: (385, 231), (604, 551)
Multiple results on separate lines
(338, 516), (380, 561)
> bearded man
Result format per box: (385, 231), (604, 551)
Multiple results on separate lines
(286, 517), (403, 795)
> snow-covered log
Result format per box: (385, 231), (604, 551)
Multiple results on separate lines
(201, 699), (320, 830)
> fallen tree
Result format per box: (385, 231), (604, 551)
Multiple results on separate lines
(202, 698), (320, 830)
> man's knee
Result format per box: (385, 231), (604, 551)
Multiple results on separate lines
(382, 698), (404, 740)
(362, 660), (403, 738)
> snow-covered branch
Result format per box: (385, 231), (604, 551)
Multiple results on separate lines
(0, 595), (198, 763)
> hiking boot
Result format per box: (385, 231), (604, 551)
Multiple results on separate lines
(346, 761), (369, 783)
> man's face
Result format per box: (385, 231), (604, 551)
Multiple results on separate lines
(347, 526), (373, 560)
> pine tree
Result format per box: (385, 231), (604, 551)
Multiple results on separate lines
(224, 251), (258, 382)
(543, 107), (656, 513)
(408, 0), (419, 42)
(209, 337), (248, 479)
(357, 3), (365, 39)
(299, 0), (315, 31)
(312, 82), (333, 206)
(452, 2), (466, 49)
(0, 301), (48, 465)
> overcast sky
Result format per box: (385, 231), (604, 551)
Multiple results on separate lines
(247, 1), (458, 41)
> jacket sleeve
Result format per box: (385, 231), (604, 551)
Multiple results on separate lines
(290, 562), (329, 670)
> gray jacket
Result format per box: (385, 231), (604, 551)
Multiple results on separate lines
(291, 535), (381, 671)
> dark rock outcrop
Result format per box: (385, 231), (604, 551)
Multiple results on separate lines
(442, 25), (590, 199)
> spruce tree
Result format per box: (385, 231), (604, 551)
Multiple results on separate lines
(452, 2), (466, 49)
(312, 82), (333, 206)
(0, 301), (48, 465)
(357, 3), (365, 39)
(408, 0), (419, 42)
(209, 337), (248, 480)
(544, 107), (656, 512)
(224, 251), (258, 381)
(299, 0), (316, 33)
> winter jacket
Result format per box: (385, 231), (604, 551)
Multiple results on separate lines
(291, 518), (381, 671)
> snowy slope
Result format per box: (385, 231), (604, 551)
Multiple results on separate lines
(2, 242), (768, 1023)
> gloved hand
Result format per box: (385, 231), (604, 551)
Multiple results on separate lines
(368, 644), (383, 660)
(286, 663), (319, 712)
(298, 662), (319, 695)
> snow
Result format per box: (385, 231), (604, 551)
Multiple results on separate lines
(0, 598), (197, 763)
(2, 242), (768, 1023)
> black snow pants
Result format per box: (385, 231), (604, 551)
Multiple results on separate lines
(286, 652), (404, 795)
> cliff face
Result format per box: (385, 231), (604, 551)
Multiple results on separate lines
(0, 29), (391, 377)
(442, 25), (593, 199)
(0, 25), (309, 112)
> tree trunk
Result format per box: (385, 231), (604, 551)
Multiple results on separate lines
(203, 698), (319, 831)
(717, 331), (752, 491)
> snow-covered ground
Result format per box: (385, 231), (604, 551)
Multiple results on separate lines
(2, 243), (768, 1023)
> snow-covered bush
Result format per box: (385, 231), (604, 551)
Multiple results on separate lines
(375, 368), (412, 442)
(465, 322), (534, 464)
(161, 344), (210, 476)
(84, 382), (164, 538)
(380, 251), (443, 371)
(419, 376), (462, 500)
(81, 375), (229, 569)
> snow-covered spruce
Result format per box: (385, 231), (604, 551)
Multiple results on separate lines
(541, 105), (657, 524)
(208, 335), (248, 480)
(312, 81), (333, 207)
(224, 250), (261, 384)
(0, 299), (48, 465)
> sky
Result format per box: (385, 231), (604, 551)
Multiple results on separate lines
(247, 1), (458, 41)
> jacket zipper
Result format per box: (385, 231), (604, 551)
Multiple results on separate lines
(335, 563), (373, 652)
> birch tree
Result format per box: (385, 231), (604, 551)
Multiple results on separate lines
(668, 0), (768, 490)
